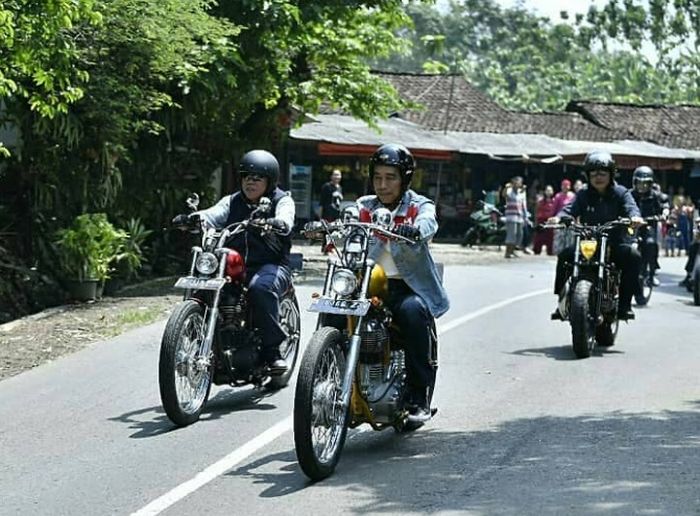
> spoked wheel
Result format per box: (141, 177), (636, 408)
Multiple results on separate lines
(159, 300), (213, 427)
(294, 327), (349, 481)
(595, 318), (619, 348)
(570, 280), (597, 359)
(267, 291), (301, 390)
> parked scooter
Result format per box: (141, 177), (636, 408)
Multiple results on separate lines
(461, 199), (506, 247)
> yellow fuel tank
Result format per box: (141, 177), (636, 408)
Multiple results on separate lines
(368, 265), (389, 300)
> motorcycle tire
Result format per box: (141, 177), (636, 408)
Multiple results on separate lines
(294, 327), (350, 481)
(570, 280), (596, 359)
(694, 268), (700, 306)
(461, 227), (478, 247)
(634, 275), (653, 306)
(267, 291), (301, 390)
(159, 300), (213, 427)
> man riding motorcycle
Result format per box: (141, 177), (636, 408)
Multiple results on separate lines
(357, 143), (449, 423)
(631, 166), (669, 287)
(174, 149), (295, 374)
(549, 151), (643, 321)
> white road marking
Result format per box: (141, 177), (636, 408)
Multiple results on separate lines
(131, 287), (549, 516)
(439, 289), (550, 335)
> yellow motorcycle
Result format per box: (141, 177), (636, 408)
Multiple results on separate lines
(293, 209), (437, 480)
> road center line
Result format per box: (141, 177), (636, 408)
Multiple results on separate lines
(131, 287), (549, 516)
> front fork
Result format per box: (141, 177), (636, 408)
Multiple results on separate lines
(197, 253), (228, 364)
(339, 262), (374, 411)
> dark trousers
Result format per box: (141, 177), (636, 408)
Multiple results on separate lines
(685, 241), (699, 274)
(533, 228), (554, 255)
(555, 242), (641, 311)
(639, 231), (660, 276)
(385, 279), (437, 405)
(247, 264), (291, 359)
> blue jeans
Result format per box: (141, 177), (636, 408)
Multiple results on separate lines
(385, 279), (437, 405)
(247, 264), (291, 359)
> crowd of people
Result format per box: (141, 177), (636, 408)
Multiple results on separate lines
(494, 174), (697, 260)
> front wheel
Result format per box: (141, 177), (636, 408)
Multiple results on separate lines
(294, 327), (349, 481)
(267, 291), (301, 390)
(159, 300), (213, 427)
(461, 227), (479, 247)
(570, 280), (597, 359)
(635, 261), (653, 306)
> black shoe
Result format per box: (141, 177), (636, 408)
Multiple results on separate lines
(617, 308), (635, 321)
(550, 309), (562, 320)
(679, 277), (691, 289)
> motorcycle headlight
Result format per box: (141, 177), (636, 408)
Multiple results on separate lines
(195, 252), (219, 275)
(579, 240), (598, 261)
(331, 268), (357, 297)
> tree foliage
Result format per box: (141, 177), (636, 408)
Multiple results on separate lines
(377, 0), (700, 111)
(0, 0), (427, 319)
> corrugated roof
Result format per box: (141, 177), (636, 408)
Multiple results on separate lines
(291, 114), (700, 160)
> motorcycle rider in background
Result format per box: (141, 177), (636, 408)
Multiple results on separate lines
(357, 143), (450, 423)
(548, 151), (644, 321)
(176, 150), (295, 374)
(631, 166), (669, 287)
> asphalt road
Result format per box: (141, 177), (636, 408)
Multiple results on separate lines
(1, 257), (699, 515)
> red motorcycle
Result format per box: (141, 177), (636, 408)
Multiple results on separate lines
(159, 195), (301, 427)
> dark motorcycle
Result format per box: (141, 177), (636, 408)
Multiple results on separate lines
(159, 195), (301, 427)
(634, 216), (663, 307)
(293, 209), (436, 481)
(545, 218), (632, 359)
(461, 199), (505, 247)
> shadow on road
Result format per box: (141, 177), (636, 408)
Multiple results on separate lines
(233, 402), (700, 514)
(109, 386), (280, 438)
(509, 344), (624, 361)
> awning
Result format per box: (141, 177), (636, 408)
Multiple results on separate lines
(291, 114), (700, 166)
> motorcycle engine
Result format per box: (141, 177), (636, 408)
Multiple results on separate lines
(358, 318), (405, 424)
(217, 292), (261, 382)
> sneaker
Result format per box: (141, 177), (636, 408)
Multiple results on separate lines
(407, 405), (432, 424)
(651, 277), (661, 287)
(550, 309), (562, 320)
(679, 276), (691, 289)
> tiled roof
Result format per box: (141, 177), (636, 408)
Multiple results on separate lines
(320, 73), (700, 150)
(376, 72), (513, 132)
(378, 72), (618, 141)
(567, 100), (700, 150)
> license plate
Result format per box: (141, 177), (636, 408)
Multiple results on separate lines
(308, 297), (371, 316)
(174, 276), (227, 291)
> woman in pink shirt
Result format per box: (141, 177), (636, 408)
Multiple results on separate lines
(552, 179), (577, 254)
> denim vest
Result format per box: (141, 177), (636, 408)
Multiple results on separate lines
(357, 190), (450, 318)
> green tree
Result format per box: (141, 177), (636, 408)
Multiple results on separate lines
(377, 0), (700, 111)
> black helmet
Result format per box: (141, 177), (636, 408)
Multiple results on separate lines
(633, 165), (654, 192)
(239, 150), (279, 191)
(369, 143), (416, 189)
(583, 151), (617, 175)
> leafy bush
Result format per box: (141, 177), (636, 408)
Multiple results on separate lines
(54, 213), (142, 282)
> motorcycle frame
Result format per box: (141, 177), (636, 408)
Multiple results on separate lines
(311, 220), (413, 421)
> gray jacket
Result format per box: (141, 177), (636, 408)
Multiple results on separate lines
(357, 190), (450, 318)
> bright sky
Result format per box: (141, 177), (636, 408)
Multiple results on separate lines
(436, 0), (611, 22)
(495, 0), (610, 22)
